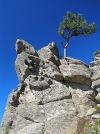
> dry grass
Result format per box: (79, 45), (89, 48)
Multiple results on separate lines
(76, 116), (90, 134)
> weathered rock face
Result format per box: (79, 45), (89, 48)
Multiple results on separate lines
(15, 39), (38, 56)
(90, 54), (100, 103)
(59, 58), (92, 85)
(1, 39), (100, 134)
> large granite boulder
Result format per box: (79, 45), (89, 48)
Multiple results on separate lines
(15, 52), (40, 82)
(15, 39), (38, 56)
(1, 39), (98, 134)
(15, 40), (63, 82)
(38, 42), (60, 65)
(59, 57), (92, 85)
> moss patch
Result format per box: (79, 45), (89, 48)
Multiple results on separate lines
(93, 106), (100, 114)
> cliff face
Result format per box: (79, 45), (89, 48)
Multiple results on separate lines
(0, 39), (100, 134)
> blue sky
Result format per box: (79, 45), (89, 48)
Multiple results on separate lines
(0, 0), (100, 125)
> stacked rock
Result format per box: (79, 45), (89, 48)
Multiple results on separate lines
(0, 39), (97, 134)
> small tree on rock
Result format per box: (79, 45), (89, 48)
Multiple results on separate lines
(92, 50), (100, 60)
(58, 11), (97, 58)
(93, 50), (100, 56)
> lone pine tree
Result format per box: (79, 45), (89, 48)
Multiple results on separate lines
(92, 50), (100, 60)
(58, 11), (96, 58)
(94, 50), (100, 56)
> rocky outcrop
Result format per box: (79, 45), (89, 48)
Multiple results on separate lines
(1, 39), (100, 134)
(59, 58), (91, 85)
(90, 54), (100, 103)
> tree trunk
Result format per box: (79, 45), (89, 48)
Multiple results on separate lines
(64, 47), (67, 58)
(64, 42), (69, 58)
(61, 41), (69, 58)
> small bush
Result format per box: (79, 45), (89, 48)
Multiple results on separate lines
(92, 50), (100, 60)
(4, 126), (9, 134)
(76, 116), (90, 134)
(74, 118), (100, 134)
(93, 106), (100, 114)
(94, 50), (100, 56)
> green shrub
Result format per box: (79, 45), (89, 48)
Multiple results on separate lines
(74, 118), (100, 134)
(93, 106), (100, 114)
(4, 126), (9, 134)
(94, 50), (100, 56)
(91, 125), (99, 134)
(92, 50), (100, 60)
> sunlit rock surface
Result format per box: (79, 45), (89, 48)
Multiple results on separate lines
(1, 39), (100, 134)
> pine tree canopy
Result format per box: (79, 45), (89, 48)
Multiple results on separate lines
(92, 50), (100, 60)
(94, 50), (100, 56)
(58, 11), (96, 40)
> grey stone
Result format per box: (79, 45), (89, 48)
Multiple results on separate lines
(42, 80), (71, 104)
(95, 93), (100, 102)
(91, 113), (100, 119)
(87, 108), (96, 116)
(7, 90), (20, 107)
(48, 42), (59, 57)
(44, 99), (78, 134)
(92, 78), (100, 90)
(59, 57), (92, 85)
(9, 114), (32, 133)
(96, 88), (100, 93)
(16, 103), (45, 123)
(40, 60), (63, 81)
(90, 60), (100, 68)
(16, 123), (44, 134)
(90, 60), (100, 81)
(44, 99), (77, 118)
(1, 96), (16, 127)
(24, 75), (51, 90)
(91, 71), (100, 81)
(38, 42), (60, 65)
(45, 114), (78, 134)
(1, 39), (100, 134)
(19, 78), (71, 105)
(15, 52), (40, 82)
(68, 83), (96, 116)
(0, 129), (3, 134)
(60, 57), (89, 67)
(68, 83), (95, 102)
(15, 39), (38, 56)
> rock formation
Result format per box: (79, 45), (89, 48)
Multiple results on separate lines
(0, 39), (100, 134)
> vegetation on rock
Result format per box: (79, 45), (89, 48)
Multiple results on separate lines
(4, 126), (9, 134)
(93, 106), (100, 114)
(74, 118), (100, 134)
(58, 11), (96, 58)
(94, 50), (100, 56)
(92, 50), (100, 60)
